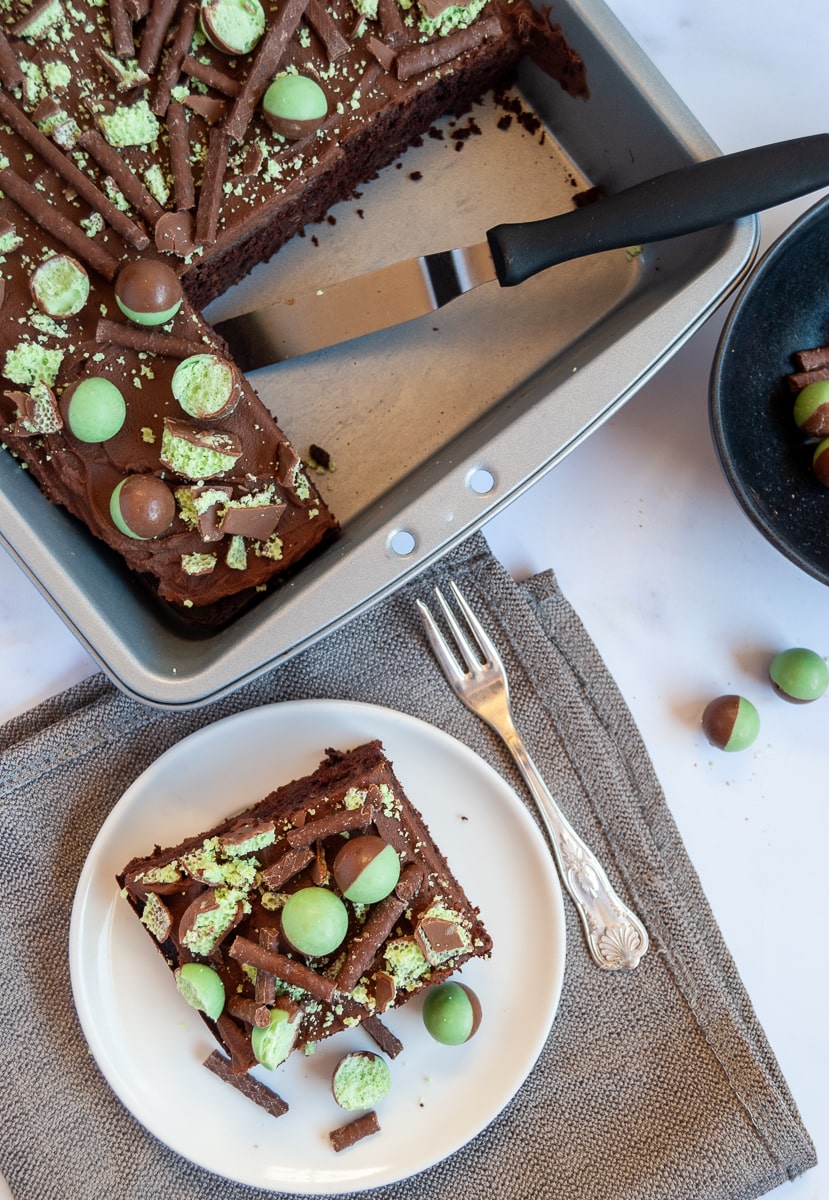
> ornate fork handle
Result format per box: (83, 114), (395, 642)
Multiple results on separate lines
(496, 711), (648, 971)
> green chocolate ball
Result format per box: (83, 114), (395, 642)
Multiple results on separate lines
(812, 437), (829, 487)
(331, 1051), (392, 1110)
(110, 474), (176, 539)
(200, 0), (265, 55)
(175, 962), (225, 1021)
(281, 886), (348, 957)
(115, 259), (183, 326)
(701, 694), (760, 752)
(251, 1006), (300, 1070)
(332, 835), (400, 904)
(422, 982), (482, 1046)
(793, 380), (829, 437)
(63, 377), (126, 442)
(769, 647), (829, 702)
(262, 73), (328, 138)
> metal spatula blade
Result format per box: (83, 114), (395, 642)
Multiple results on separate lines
(214, 134), (829, 371)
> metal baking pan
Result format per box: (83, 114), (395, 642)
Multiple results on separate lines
(0, 0), (757, 708)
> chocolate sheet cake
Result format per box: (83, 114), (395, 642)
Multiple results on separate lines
(0, 0), (584, 620)
(117, 741), (492, 1079)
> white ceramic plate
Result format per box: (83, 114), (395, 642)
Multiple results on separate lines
(70, 699), (566, 1193)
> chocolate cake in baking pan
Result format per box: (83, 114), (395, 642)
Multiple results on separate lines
(0, 0), (584, 622)
(117, 740), (492, 1086)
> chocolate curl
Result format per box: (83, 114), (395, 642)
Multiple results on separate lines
(77, 129), (165, 227)
(788, 367), (829, 393)
(109, 0), (135, 58)
(0, 168), (120, 281)
(204, 1050), (289, 1116)
(224, 0), (312, 142)
(227, 995), (272, 1027)
(395, 11), (503, 81)
(0, 30), (24, 92)
(152, 0), (197, 115)
(215, 1012), (257, 1073)
(229, 936), (336, 1003)
(138, 0), (181, 74)
(285, 802), (376, 848)
(195, 126), (230, 246)
(329, 1111), (380, 1153)
(254, 926), (280, 1005)
(305, 0), (350, 61)
(377, 0), (407, 41)
(795, 345), (829, 373)
(9, 0), (55, 36)
(166, 102), (196, 210)
(0, 91), (149, 251)
(334, 865), (424, 996)
(96, 318), (205, 359)
(125, 0), (152, 18)
(182, 54), (242, 97)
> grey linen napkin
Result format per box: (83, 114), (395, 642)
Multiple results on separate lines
(0, 532), (815, 1200)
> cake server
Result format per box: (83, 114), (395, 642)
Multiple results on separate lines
(215, 133), (829, 369)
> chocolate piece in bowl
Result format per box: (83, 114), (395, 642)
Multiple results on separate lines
(117, 741), (492, 1084)
(0, 0), (585, 624)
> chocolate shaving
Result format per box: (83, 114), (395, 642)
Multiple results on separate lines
(184, 94), (228, 125)
(229, 935), (337, 1003)
(215, 1012), (257, 1073)
(329, 1110), (381, 1152)
(0, 91), (149, 253)
(260, 846), (315, 889)
(225, 0), (312, 142)
(367, 36), (397, 72)
(182, 54), (242, 97)
(125, 0), (152, 18)
(96, 318), (205, 359)
(165, 101), (196, 210)
(204, 1050), (289, 1116)
(138, 0), (180, 74)
(155, 209), (196, 256)
(0, 168), (121, 281)
(362, 1014), (403, 1059)
(286, 801), (375, 848)
(395, 12), (504, 81)
(305, 0), (350, 61)
(78, 129), (165, 226)
(109, 0), (135, 58)
(0, 30), (24, 92)
(195, 126), (230, 245)
(152, 0), (197, 115)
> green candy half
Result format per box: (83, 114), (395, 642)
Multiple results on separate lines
(263, 73), (327, 124)
(64, 377), (126, 442)
(769, 647), (829, 702)
(175, 962), (226, 1021)
(251, 1007), (300, 1070)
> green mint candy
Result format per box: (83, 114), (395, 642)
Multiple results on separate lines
(64, 377), (126, 442)
(175, 962), (226, 1021)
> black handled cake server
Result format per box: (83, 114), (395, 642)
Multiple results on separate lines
(215, 133), (829, 369)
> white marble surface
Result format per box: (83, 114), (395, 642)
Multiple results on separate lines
(1, 1), (827, 1197)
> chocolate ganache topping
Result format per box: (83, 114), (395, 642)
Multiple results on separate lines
(0, 0), (585, 619)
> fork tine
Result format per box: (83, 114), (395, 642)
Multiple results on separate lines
(447, 581), (504, 668)
(415, 598), (466, 689)
(434, 586), (483, 674)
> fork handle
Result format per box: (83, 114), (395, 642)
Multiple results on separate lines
(499, 721), (649, 971)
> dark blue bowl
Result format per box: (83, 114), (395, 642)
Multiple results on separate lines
(710, 193), (829, 586)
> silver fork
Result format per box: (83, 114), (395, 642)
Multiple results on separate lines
(417, 581), (649, 972)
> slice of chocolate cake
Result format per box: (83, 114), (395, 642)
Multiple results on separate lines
(117, 741), (492, 1077)
(0, 1), (584, 622)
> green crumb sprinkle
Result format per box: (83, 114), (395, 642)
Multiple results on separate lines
(417, 0), (486, 35)
(0, 228), (23, 254)
(140, 426), (155, 443)
(4, 343), (63, 387)
(343, 787), (368, 810)
(98, 98), (160, 147)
